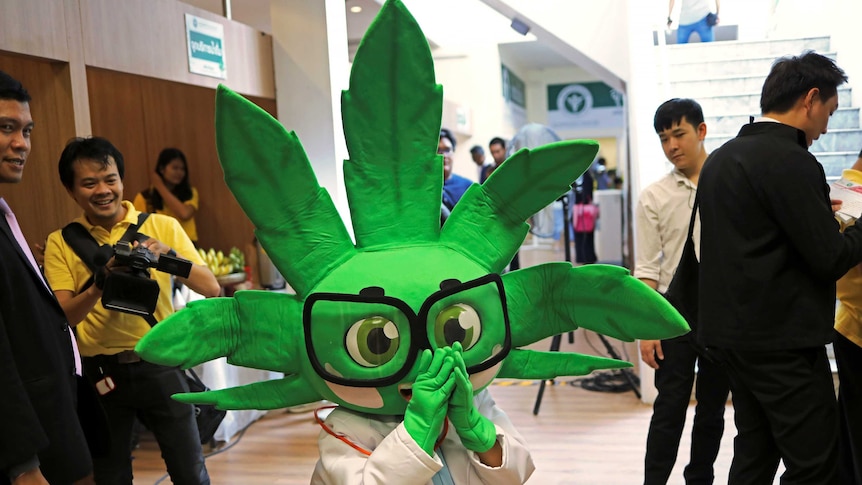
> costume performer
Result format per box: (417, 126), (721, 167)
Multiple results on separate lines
(136, 2), (688, 483)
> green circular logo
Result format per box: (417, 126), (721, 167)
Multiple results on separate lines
(557, 85), (593, 116)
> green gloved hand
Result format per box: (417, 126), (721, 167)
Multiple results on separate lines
(448, 343), (497, 453)
(403, 347), (456, 455)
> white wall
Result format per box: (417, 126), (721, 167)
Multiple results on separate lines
(497, 49), (530, 136)
(270, 0), (351, 224)
(831, 0), (862, 108)
(502, 0), (630, 83)
(626, 0), (665, 404)
(433, 44), (528, 182)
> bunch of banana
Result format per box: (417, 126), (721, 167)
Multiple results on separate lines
(228, 247), (245, 273)
(197, 247), (236, 276)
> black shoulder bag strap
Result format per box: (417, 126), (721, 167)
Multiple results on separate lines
(663, 194), (700, 330)
(682, 194), (699, 253)
(61, 213), (158, 327)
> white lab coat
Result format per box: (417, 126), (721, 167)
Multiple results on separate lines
(311, 390), (534, 484)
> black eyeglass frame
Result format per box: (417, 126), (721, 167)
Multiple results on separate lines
(302, 273), (511, 388)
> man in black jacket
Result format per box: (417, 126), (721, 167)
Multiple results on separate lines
(0, 71), (93, 484)
(698, 51), (860, 484)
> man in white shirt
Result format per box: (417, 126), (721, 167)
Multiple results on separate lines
(636, 98), (729, 485)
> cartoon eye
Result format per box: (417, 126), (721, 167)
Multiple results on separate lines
(434, 304), (481, 350)
(345, 316), (400, 367)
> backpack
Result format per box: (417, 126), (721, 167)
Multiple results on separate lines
(573, 203), (599, 233)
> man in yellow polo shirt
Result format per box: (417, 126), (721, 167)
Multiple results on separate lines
(44, 136), (219, 485)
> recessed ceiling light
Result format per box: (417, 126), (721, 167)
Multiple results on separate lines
(350, 6), (362, 13)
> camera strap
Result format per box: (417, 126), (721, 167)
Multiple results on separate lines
(61, 212), (159, 327)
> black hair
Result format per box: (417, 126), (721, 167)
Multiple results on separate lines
(489, 137), (506, 149)
(760, 51), (847, 115)
(143, 148), (193, 211)
(58, 137), (125, 190)
(0, 71), (31, 103)
(439, 128), (456, 151)
(653, 98), (705, 133)
(470, 145), (484, 155)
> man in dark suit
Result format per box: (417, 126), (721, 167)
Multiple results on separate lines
(698, 52), (860, 484)
(0, 71), (93, 484)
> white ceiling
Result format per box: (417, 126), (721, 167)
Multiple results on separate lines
(499, 41), (576, 70)
(345, 0), (383, 42)
(180, 0), (381, 41)
(181, 0), (574, 70)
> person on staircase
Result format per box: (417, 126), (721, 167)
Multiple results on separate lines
(667, 0), (720, 44)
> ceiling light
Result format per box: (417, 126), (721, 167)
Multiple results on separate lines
(350, 6), (362, 13)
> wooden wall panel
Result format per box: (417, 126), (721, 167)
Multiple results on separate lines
(86, 67), (150, 198)
(137, 75), (246, 252)
(81, 0), (274, 98)
(246, 95), (278, 119)
(0, 53), (81, 246)
(87, 68), (277, 254)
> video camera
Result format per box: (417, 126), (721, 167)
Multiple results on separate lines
(101, 241), (193, 318)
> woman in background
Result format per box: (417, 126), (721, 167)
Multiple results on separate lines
(134, 147), (199, 244)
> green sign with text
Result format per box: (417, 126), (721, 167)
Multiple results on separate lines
(502, 65), (526, 109)
(547, 82), (624, 130)
(185, 14), (226, 79)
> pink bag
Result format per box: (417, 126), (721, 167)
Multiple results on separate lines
(573, 203), (599, 233)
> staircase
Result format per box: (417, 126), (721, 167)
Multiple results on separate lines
(658, 36), (860, 177)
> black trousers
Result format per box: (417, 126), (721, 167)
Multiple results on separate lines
(574, 231), (596, 263)
(644, 335), (729, 485)
(0, 374), (93, 485)
(82, 357), (210, 485)
(706, 346), (838, 485)
(509, 250), (521, 271)
(835, 332), (862, 485)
